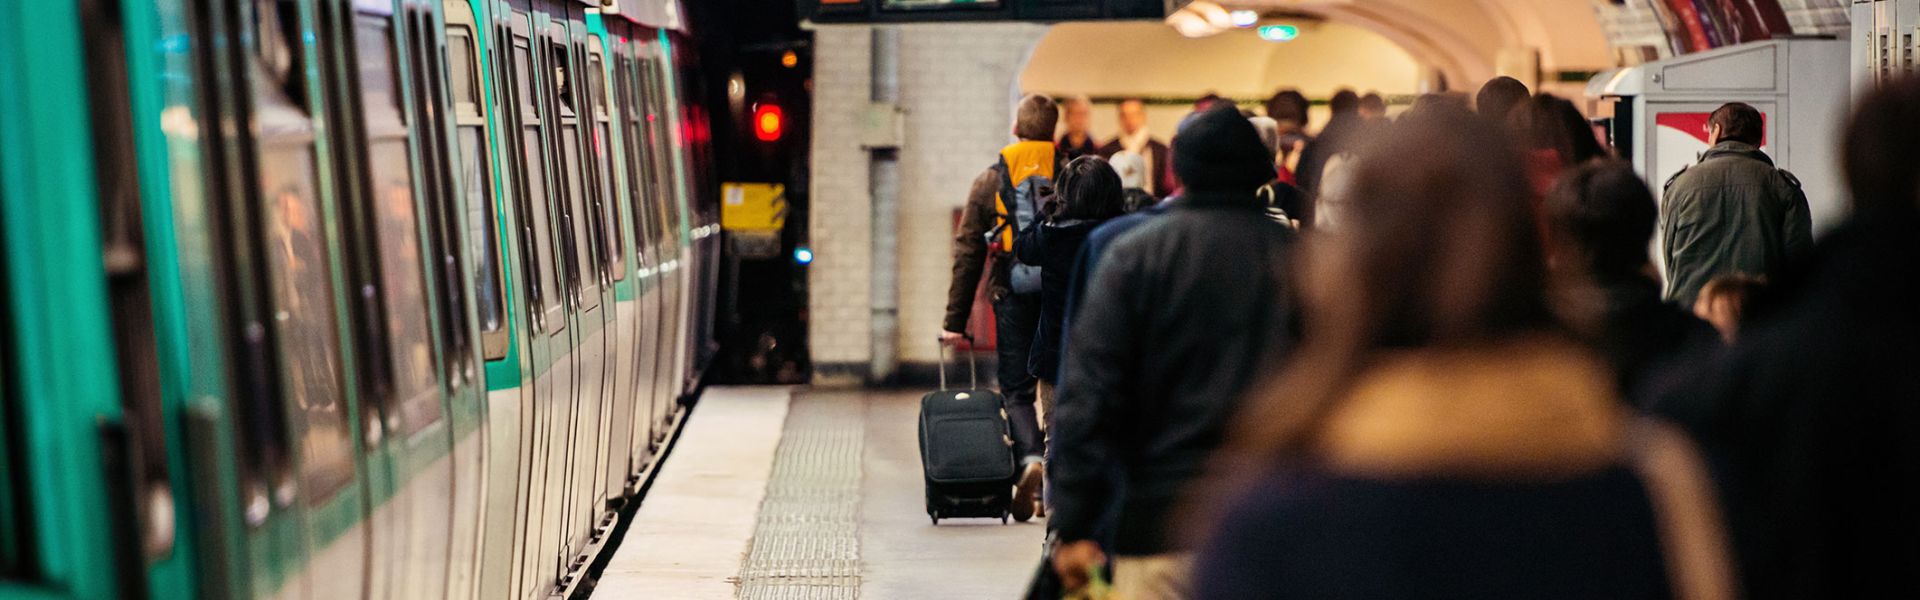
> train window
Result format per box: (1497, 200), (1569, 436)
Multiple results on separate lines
(640, 60), (681, 250)
(588, 50), (625, 280)
(513, 39), (561, 320)
(447, 32), (477, 113)
(402, 7), (471, 391)
(354, 15), (440, 433)
(258, 140), (355, 504)
(247, 0), (353, 507)
(448, 26), (508, 359)
(550, 40), (597, 301)
(616, 53), (658, 266)
(560, 129), (593, 295)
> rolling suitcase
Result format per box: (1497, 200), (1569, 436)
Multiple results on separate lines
(919, 338), (1017, 525)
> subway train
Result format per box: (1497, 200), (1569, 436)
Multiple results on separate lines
(0, 0), (719, 598)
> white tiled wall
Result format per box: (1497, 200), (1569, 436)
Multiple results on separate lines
(809, 23), (1049, 376)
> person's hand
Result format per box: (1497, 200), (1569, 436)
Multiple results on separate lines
(938, 330), (969, 347)
(1052, 539), (1106, 591)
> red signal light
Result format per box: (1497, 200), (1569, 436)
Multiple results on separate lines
(753, 103), (784, 142)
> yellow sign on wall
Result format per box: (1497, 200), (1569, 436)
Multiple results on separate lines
(721, 182), (788, 232)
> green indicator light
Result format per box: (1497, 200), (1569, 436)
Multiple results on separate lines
(1258, 24), (1299, 42)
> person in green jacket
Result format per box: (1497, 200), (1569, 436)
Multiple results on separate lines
(1659, 102), (1813, 306)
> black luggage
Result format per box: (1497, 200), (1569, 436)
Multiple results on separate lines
(919, 338), (1016, 524)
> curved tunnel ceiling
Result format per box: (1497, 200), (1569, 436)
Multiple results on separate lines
(1224, 0), (1615, 88)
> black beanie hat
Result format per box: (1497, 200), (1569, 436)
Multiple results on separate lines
(1172, 105), (1277, 193)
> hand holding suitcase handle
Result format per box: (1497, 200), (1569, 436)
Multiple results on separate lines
(937, 334), (978, 391)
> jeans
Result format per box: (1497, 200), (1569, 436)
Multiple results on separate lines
(993, 291), (1044, 462)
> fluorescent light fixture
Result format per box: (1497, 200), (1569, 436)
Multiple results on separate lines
(1229, 10), (1258, 27)
(1257, 24), (1300, 42)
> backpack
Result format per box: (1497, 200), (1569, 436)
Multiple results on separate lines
(989, 141), (1059, 295)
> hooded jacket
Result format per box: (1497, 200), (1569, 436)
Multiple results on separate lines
(1659, 141), (1813, 306)
(1051, 107), (1296, 555)
(1049, 190), (1297, 554)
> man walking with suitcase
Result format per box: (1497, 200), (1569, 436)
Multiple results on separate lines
(943, 94), (1058, 522)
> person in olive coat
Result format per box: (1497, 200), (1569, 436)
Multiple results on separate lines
(1658, 102), (1812, 306)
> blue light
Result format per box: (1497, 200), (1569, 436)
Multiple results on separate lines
(794, 247), (814, 265)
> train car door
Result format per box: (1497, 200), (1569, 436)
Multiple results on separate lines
(636, 41), (683, 444)
(605, 18), (660, 498)
(501, 1), (573, 595)
(468, 0), (544, 597)
(540, 2), (608, 576)
(658, 37), (698, 408)
(443, 2), (525, 598)
(192, 0), (371, 597)
(584, 12), (642, 510)
(397, 0), (487, 597)
(334, 0), (466, 597)
(562, 6), (620, 565)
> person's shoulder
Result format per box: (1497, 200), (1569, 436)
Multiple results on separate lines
(1773, 167), (1804, 192)
(1663, 165), (1691, 191)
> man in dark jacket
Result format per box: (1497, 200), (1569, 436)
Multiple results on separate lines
(942, 94), (1057, 521)
(1292, 89), (1364, 221)
(1098, 98), (1173, 199)
(1050, 105), (1296, 598)
(1057, 95), (1100, 161)
(1653, 77), (1920, 600)
(1659, 102), (1812, 306)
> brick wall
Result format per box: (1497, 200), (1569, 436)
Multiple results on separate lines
(809, 22), (1049, 383)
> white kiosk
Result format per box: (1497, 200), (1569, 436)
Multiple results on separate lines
(1587, 38), (1852, 234)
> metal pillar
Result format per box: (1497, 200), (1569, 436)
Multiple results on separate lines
(868, 27), (901, 383)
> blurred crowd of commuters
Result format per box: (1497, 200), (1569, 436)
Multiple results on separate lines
(943, 75), (1919, 599)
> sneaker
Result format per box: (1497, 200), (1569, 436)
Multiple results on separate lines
(1010, 462), (1043, 522)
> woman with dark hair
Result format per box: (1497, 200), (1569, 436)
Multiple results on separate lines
(1264, 89), (1313, 185)
(1012, 155), (1128, 514)
(1191, 109), (1735, 599)
(1544, 161), (1712, 397)
(1510, 94), (1608, 199)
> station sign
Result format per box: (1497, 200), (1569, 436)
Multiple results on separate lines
(798, 0), (1166, 23)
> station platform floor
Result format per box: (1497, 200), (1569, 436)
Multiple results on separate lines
(595, 386), (1044, 599)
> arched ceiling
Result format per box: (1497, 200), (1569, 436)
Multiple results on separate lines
(1023, 20), (1425, 99)
(1217, 0), (1614, 90)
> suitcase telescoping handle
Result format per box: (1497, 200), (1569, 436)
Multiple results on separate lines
(938, 334), (979, 391)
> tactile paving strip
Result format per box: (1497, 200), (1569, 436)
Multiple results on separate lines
(735, 395), (865, 599)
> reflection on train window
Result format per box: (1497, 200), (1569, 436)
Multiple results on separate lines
(549, 42), (596, 298)
(459, 127), (504, 338)
(258, 141), (354, 503)
(447, 27), (506, 362)
(356, 16), (439, 436)
(561, 133), (594, 293)
(447, 31), (477, 112)
(641, 62), (681, 250)
(588, 52), (625, 279)
(617, 55), (658, 260)
(515, 42), (560, 316)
